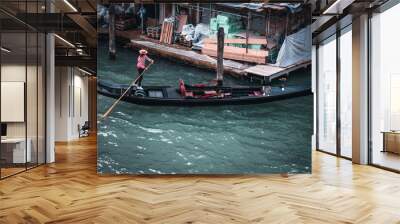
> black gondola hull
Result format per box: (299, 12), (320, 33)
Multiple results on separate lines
(98, 81), (312, 106)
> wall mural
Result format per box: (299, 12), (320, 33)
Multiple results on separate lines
(97, 2), (313, 174)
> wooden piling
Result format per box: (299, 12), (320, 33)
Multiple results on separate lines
(140, 3), (144, 34)
(109, 4), (116, 60)
(246, 11), (251, 54)
(216, 27), (224, 86)
(196, 3), (200, 24)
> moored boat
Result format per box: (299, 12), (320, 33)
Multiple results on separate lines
(98, 80), (311, 106)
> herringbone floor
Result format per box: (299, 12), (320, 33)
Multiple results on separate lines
(1, 135), (400, 224)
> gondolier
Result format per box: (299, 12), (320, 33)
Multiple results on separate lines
(136, 49), (154, 86)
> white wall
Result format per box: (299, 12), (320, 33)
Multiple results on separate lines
(55, 66), (69, 141)
(71, 72), (89, 138)
(1, 63), (46, 164)
(1, 65), (42, 137)
(54, 67), (89, 141)
(1, 65), (26, 139)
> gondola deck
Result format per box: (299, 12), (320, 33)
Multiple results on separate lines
(98, 81), (312, 106)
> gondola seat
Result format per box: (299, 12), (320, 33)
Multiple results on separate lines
(251, 91), (263, 96)
(179, 79), (194, 97)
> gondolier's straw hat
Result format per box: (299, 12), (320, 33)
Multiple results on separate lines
(139, 49), (148, 55)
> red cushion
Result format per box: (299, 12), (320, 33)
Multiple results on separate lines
(253, 91), (262, 96)
(179, 80), (186, 96)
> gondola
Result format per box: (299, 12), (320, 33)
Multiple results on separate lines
(98, 80), (312, 106)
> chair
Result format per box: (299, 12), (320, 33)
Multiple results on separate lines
(78, 121), (90, 138)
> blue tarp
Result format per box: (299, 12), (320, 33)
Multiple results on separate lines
(275, 25), (311, 67)
(216, 3), (303, 13)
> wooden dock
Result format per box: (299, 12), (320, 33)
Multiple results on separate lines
(129, 38), (310, 82)
(244, 60), (311, 82)
(130, 39), (251, 77)
(202, 44), (268, 64)
(202, 37), (268, 64)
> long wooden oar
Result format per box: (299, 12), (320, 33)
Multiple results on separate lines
(102, 63), (153, 119)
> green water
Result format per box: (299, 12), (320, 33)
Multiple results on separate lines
(97, 42), (313, 174)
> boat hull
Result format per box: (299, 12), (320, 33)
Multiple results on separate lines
(98, 82), (312, 106)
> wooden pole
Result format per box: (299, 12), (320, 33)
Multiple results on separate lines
(196, 3), (200, 24)
(102, 63), (153, 118)
(188, 5), (192, 24)
(155, 3), (157, 24)
(267, 9), (270, 37)
(159, 3), (164, 24)
(285, 11), (289, 38)
(246, 11), (251, 54)
(109, 4), (116, 60)
(216, 27), (224, 86)
(140, 3), (144, 34)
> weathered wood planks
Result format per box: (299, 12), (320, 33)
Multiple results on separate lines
(176, 15), (188, 33)
(202, 43), (268, 64)
(160, 21), (174, 44)
(203, 38), (267, 45)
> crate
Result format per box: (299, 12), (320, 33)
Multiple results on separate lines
(146, 26), (161, 40)
(177, 34), (192, 48)
(115, 18), (135, 31)
(210, 18), (218, 31)
(217, 15), (229, 24)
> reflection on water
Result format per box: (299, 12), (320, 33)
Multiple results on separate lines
(97, 42), (312, 174)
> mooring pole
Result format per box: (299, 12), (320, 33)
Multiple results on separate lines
(246, 11), (250, 54)
(196, 3), (200, 24)
(216, 27), (224, 86)
(140, 2), (144, 34)
(109, 4), (116, 60)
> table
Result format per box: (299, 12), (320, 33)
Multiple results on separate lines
(1, 138), (31, 163)
(382, 131), (400, 154)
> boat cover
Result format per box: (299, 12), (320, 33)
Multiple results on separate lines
(275, 25), (311, 68)
(216, 3), (303, 13)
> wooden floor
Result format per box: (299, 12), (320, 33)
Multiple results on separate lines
(1, 135), (400, 224)
(1, 167), (26, 178)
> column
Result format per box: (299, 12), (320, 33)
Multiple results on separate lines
(352, 14), (369, 164)
(46, 32), (55, 163)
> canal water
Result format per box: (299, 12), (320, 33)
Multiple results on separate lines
(97, 42), (313, 174)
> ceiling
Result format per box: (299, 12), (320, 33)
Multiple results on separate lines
(1, 32), (45, 64)
(0, 0), (97, 72)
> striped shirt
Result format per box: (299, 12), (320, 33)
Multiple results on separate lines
(137, 55), (148, 69)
